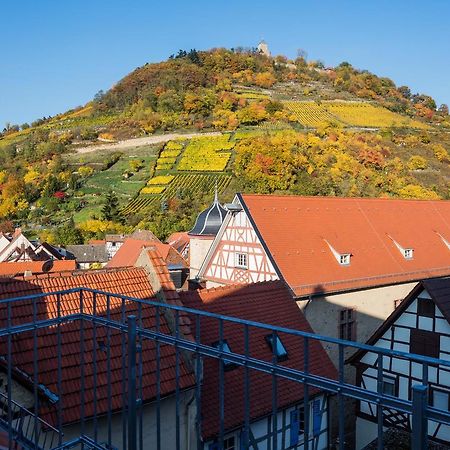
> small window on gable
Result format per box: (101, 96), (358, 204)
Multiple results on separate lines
(265, 334), (288, 361)
(339, 254), (351, 265)
(212, 340), (237, 370)
(403, 248), (413, 259)
(417, 298), (435, 318)
(235, 252), (248, 269)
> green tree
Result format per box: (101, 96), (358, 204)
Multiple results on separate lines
(55, 218), (83, 245)
(102, 191), (123, 223)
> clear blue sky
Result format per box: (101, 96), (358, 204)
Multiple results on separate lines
(1, 0), (449, 127)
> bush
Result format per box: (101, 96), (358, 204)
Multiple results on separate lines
(407, 155), (427, 170)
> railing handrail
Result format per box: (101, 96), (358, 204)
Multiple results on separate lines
(0, 392), (60, 434)
(1, 286), (450, 368)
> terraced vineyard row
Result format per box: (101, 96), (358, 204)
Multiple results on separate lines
(284, 101), (338, 127)
(121, 174), (232, 215)
(284, 101), (430, 129)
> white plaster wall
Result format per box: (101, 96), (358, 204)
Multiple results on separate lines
(190, 237), (214, 279)
(298, 282), (417, 369)
(62, 390), (196, 450)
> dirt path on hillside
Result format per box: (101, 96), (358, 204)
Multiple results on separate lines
(74, 131), (222, 154)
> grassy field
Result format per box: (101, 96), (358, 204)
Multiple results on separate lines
(70, 145), (159, 222)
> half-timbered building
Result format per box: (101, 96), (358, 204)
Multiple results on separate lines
(180, 281), (337, 450)
(198, 194), (450, 369)
(349, 278), (450, 448)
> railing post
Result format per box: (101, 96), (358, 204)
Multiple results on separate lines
(411, 384), (427, 450)
(128, 315), (137, 450)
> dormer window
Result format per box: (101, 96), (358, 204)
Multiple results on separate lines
(339, 254), (351, 265)
(388, 236), (414, 260)
(403, 248), (413, 259)
(324, 240), (351, 266)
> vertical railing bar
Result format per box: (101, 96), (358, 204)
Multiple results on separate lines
(93, 291), (98, 442)
(412, 384), (428, 450)
(422, 362), (429, 450)
(127, 315), (137, 450)
(106, 294), (113, 447)
(338, 344), (345, 450)
(138, 302), (143, 450)
(377, 354), (384, 450)
(244, 323), (250, 450)
(271, 330), (278, 450)
(195, 314), (202, 450)
(121, 297), (127, 449)
(57, 293), (63, 447)
(156, 305), (161, 450)
(303, 336), (310, 450)
(79, 290), (86, 437)
(175, 309), (181, 450)
(7, 302), (12, 450)
(33, 296), (38, 449)
(218, 318), (225, 449)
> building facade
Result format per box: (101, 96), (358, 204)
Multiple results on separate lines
(350, 278), (450, 448)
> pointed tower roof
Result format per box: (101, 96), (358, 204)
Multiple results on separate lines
(188, 190), (227, 237)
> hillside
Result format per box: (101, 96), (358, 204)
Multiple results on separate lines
(0, 47), (449, 243)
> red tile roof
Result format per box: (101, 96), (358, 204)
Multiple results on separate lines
(240, 194), (450, 297)
(179, 281), (337, 439)
(107, 239), (187, 269)
(0, 267), (195, 425)
(0, 260), (76, 276)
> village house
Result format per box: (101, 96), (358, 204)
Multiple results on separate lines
(196, 194), (450, 368)
(0, 252), (197, 450)
(180, 281), (336, 450)
(349, 278), (450, 448)
(0, 229), (76, 275)
(107, 238), (189, 288)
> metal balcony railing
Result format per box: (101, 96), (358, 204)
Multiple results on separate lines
(0, 287), (449, 450)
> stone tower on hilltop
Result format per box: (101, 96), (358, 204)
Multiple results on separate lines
(257, 40), (271, 57)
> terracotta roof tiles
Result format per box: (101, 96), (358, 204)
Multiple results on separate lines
(0, 267), (195, 425)
(240, 194), (450, 296)
(179, 280), (337, 439)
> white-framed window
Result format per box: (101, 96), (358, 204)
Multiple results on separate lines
(403, 248), (413, 259)
(235, 252), (248, 269)
(339, 254), (351, 265)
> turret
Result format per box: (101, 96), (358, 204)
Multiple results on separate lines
(188, 190), (227, 279)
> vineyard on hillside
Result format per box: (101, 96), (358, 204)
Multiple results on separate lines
(121, 174), (232, 215)
(121, 135), (235, 215)
(284, 101), (431, 129)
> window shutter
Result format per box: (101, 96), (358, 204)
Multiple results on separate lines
(290, 410), (299, 446)
(312, 399), (322, 437)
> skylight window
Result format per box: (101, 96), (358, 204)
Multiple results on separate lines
(212, 340), (237, 369)
(265, 334), (288, 361)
